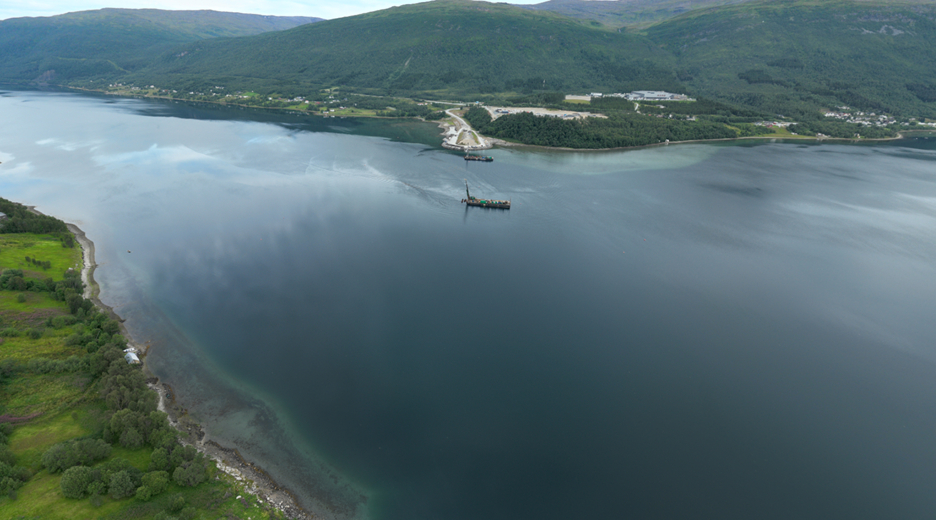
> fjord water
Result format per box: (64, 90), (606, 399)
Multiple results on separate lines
(3, 90), (936, 519)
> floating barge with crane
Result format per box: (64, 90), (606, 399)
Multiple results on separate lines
(462, 181), (510, 209)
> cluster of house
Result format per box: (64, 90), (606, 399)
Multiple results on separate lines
(492, 108), (588, 120)
(753, 121), (794, 128)
(587, 91), (693, 101)
(823, 108), (896, 126)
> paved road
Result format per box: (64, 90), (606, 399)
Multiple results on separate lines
(444, 108), (489, 150)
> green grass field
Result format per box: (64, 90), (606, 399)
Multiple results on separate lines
(325, 107), (382, 117)
(8, 405), (103, 469)
(0, 291), (90, 417)
(765, 126), (812, 139)
(0, 233), (83, 280)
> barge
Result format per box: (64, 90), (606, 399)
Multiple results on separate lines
(465, 153), (494, 162)
(462, 181), (510, 209)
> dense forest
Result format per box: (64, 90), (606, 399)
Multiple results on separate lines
(0, 197), (70, 236)
(122, 0), (679, 99)
(646, 0), (936, 119)
(463, 106), (774, 148)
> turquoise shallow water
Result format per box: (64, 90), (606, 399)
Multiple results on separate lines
(4, 89), (936, 519)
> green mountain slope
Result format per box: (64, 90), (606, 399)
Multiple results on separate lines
(645, 0), (936, 118)
(126, 0), (679, 97)
(0, 9), (322, 83)
(3, 0), (935, 120)
(520, 0), (752, 29)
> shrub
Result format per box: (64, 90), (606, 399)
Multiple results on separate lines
(16, 294), (25, 303)
(60, 465), (93, 498)
(52, 316), (77, 329)
(88, 480), (107, 496)
(150, 448), (170, 472)
(172, 460), (207, 487)
(119, 427), (144, 449)
(136, 470), (170, 501)
(1, 475), (22, 496)
(8, 276), (26, 291)
(42, 439), (112, 473)
(0, 446), (15, 466)
(109, 470), (136, 499)
(142, 470), (170, 495)
(41, 443), (76, 473)
(66, 294), (83, 314)
(102, 319), (121, 335)
(135, 485), (154, 501)
(169, 493), (186, 512)
(169, 445), (196, 468)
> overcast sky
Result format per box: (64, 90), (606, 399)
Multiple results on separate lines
(0, 0), (540, 22)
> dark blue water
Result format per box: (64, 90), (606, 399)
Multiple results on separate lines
(3, 89), (936, 519)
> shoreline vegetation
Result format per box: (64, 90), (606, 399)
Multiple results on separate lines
(60, 85), (911, 152)
(0, 197), (312, 519)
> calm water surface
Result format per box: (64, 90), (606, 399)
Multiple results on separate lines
(3, 89), (936, 519)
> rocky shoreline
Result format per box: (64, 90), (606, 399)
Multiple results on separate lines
(149, 380), (313, 519)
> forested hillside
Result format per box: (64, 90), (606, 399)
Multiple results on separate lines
(0, 9), (321, 83)
(521, 0), (751, 28)
(125, 0), (679, 98)
(646, 0), (936, 118)
(124, 0), (936, 117)
(2, 0), (936, 120)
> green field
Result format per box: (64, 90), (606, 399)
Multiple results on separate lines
(0, 233), (83, 281)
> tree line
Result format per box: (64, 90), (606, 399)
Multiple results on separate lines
(0, 197), (70, 236)
(464, 107), (770, 149)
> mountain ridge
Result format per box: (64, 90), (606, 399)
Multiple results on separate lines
(0, 8), (322, 83)
(1, 0), (935, 119)
(125, 0), (679, 97)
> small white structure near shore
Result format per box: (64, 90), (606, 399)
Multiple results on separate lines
(125, 352), (140, 364)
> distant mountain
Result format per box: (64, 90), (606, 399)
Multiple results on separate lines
(645, 0), (936, 118)
(126, 0), (679, 97)
(0, 9), (322, 83)
(519, 0), (752, 28)
(2, 0), (936, 120)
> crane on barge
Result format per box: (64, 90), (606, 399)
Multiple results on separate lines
(462, 180), (510, 209)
